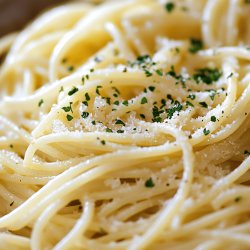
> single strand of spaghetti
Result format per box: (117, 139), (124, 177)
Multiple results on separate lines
(53, 197), (94, 250)
(0, 233), (30, 248)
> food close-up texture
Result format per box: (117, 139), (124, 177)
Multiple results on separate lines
(0, 0), (250, 249)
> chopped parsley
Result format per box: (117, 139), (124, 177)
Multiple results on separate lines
(114, 100), (119, 106)
(165, 2), (175, 13)
(85, 93), (90, 101)
(148, 86), (155, 92)
(122, 100), (129, 106)
(152, 106), (164, 122)
(166, 94), (174, 103)
(38, 99), (44, 107)
(10, 201), (14, 206)
(145, 70), (153, 77)
(203, 128), (210, 136)
(145, 178), (155, 188)
(244, 150), (250, 155)
(193, 68), (222, 84)
(115, 119), (125, 126)
(186, 101), (194, 107)
(96, 85), (102, 95)
(189, 38), (203, 53)
(199, 102), (208, 108)
(62, 102), (73, 112)
(155, 69), (163, 76)
(166, 100), (183, 119)
(132, 55), (153, 66)
(188, 94), (196, 100)
(117, 130), (124, 133)
(66, 114), (73, 121)
(140, 114), (146, 119)
(100, 140), (106, 145)
(141, 97), (148, 104)
(68, 87), (79, 96)
(211, 116), (216, 122)
(81, 112), (89, 118)
(227, 72), (233, 79)
(106, 128), (113, 133)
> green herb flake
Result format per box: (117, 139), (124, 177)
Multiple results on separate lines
(10, 201), (14, 206)
(145, 70), (153, 77)
(165, 2), (175, 13)
(117, 130), (124, 133)
(148, 86), (155, 92)
(81, 112), (89, 118)
(68, 87), (79, 96)
(66, 114), (73, 121)
(187, 94), (196, 100)
(145, 177), (155, 188)
(62, 102), (73, 113)
(199, 102), (208, 108)
(96, 85), (102, 95)
(193, 68), (222, 85)
(140, 114), (146, 119)
(141, 97), (148, 104)
(166, 101), (183, 119)
(244, 150), (250, 155)
(115, 119), (125, 126)
(122, 100), (129, 106)
(38, 99), (44, 107)
(155, 69), (163, 76)
(85, 93), (90, 101)
(100, 140), (106, 145)
(186, 101), (194, 107)
(203, 128), (210, 136)
(211, 116), (216, 122)
(114, 100), (120, 106)
(106, 128), (113, 133)
(189, 38), (203, 53)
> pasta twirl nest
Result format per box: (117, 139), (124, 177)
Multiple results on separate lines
(0, 0), (250, 249)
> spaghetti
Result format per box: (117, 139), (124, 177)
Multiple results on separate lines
(0, 0), (250, 249)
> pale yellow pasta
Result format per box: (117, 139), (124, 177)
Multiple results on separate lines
(0, 0), (250, 250)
